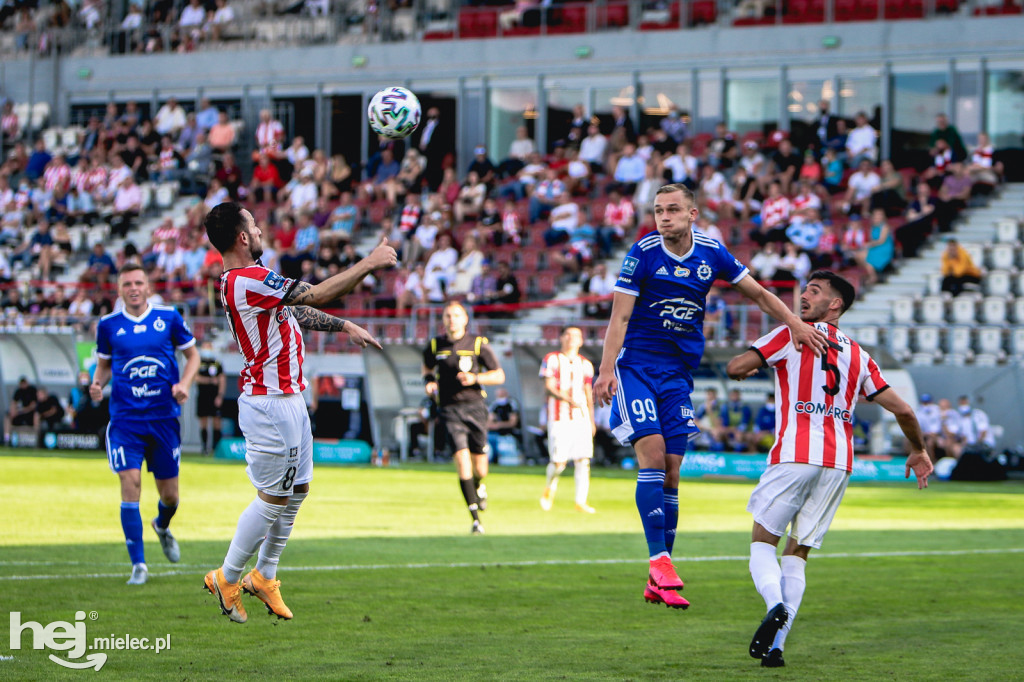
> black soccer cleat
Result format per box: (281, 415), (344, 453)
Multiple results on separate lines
(761, 648), (785, 667)
(750, 603), (789, 659)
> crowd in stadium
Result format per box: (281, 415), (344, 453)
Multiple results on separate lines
(0, 87), (1008, 344)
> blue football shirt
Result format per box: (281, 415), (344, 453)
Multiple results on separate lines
(96, 305), (196, 421)
(614, 231), (748, 369)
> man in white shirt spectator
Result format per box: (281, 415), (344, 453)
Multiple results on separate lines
(545, 192), (579, 246)
(843, 158), (881, 218)
(957, 395), (996, 450)
(499, 125), (536, 179)
(613, 143), (646, 194)
(154, 97), (187, 138)
(937, 397), (964, 460)
(662, 142), (699, 187)
(179, 0), (206, 32)
(111, 174), (142, 238)
(208, 0), (236, 40)
(579, 123), (608, 174)
(846, 112), (878, 168)
(289, 168), (319, 215)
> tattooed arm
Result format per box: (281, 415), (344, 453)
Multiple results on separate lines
(281, 239), (397, 308)
(292, 306), (382, 349)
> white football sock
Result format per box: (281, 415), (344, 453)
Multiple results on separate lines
(772, 554), (807, 651)
(574, 458), (591, 505)
(545, 462), (566, 491)
(222, 497), (285, 583)
(256, 492), (307, 580)
(749, 542), (783, 610)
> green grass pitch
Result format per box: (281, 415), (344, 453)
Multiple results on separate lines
(2, 450), (1023, 681)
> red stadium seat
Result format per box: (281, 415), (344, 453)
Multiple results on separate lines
(640, 1), (680, 29)
(690, 0), (718, 24)
(549, 4), (588, 33)
(600, 1), (630, 27)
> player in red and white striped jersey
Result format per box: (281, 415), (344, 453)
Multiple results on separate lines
(538, 326), (597, 513)
(726, 270), (932, 668)
(201, 202), (397, 623)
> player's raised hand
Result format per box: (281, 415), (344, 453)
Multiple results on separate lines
(171, 382), (189, 405)
(345, 321), (383, 350)
(89, 381), (103, 402)
(593, 372), (617, 407)
(789, 320), (829, 356)
(905, 449), (934, 489)
(367, 236), (398, 271)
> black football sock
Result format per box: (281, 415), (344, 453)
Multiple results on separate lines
(459, 478), (481, 522)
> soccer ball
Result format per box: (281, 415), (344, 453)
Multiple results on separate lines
(367, 86), (422, 140)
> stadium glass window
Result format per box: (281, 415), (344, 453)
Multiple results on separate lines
(787, 78), (834, 149)
(726, 77), (780, 136)
(955, 70), (982, 146)
(488, 87), (537, 165)
(545, 86), (585, 151)
(892, 72), (950, 161)
(987, 70), (1024, 149)
(593, 84), (637, 135)
(837, 76), (882, 122)
(638, 79), (692, 140)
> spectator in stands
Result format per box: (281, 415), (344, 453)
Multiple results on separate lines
(930, 113), (967, 163)
(750, 241), (781, 282)
(454, 170), (487, 224)
(177, 112), (200, 153)
(254, 108), (285, 160)
(424, 233), (458, 300)
(156, 135), (185, 183)
(811, 99), (840, 154)
(719, 388), (752, 452)
(5, 376), (38, 439)
(747, 392), (776, 452)
(612, 142), (645, 195)
(922, 138), (954, 185)
(415, 106), (453, 191)
(183, 132), (213, 195)
(704, 285), (731, 341)
(486, 260), (521, 314)
(786, 207), (824, 254)
(692, 387), (724, 450)
(285, 135), (310, 175)
(820, 146), (844, 194)
(869, 159), (908, 215)
(775, 241), (812, 288)
(771, 138), (802, 196)
(659, 105), (687, 146)
(663, 142), (698, 188)
(179, 0), (206, 39)
(487, 388), (521, 464)
(545, 191), (579, 246)
(293, 211), (320, 260)
(110, 174), (142, 238)
(500, 125), (536, 179)
(207, 0), (236, 40)
(467, 145), (497, 189)
(120, 134), (148, 182)
(35, 387), (65, 431)
(750, 180), (791, 246)
(608, 104), (636, 151)
(708, 122), (739, 171)
(208, 111), (235, 152)
(846, 112), (877, 167)
(966, 131), (1003, 187)
(68, 285), (95, 320)
(12, 219), (53, 276)
(65, 183), (97, 226)
(939, 237), (981, 297)
(936, 162), (973, 231)
(450, 235), (486, 297)
(957, 395), (996, 451)
(860, 208), (894, 285)
(1, 101), (19, 147)
(196, 99), (218, 133)
(384, 147), (424, 206)
(25, 138), (52, 182)
(395, 262), (427, 312)
(250, 152), (283, 204)
(937, 397), (964, 460)
(843, 158), (881, 218)
(739, 140), (769, 193)
(154, 97), (186, 138)
(597, 188), (634, 258)
(578, 123), (608, 175)
(528, 167), (565, 224)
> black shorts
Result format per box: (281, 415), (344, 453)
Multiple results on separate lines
(439, 401), (489, 455)
(197, 390), (220, 418)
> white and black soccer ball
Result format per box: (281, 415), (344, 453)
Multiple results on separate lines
(367, 86), (422, 140)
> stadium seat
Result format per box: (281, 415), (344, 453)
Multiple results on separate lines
(976, 326), (1006, 359)
(1010, 328), (1024, 356)
(950, 296), (978, 324)
(925, 273), (944, 296)
(1015, 273), (1024, 296)
(919, 295), (946, 324)
(989, 243), (1018, 271)
(549, 4), (588, 34)
(891, 296), (915, 324)
(1013, 297), (1024, 323)
(640, 1), (681, 29)
(946, 326), (973, 356)
(962, 243), (985, 269)
(690, 0), (718, 24)
(981, 296), (1008, 325)
(852, 325), (880, 347)
(913, 326), (942, 356)
(995, 218), (1020, 243)
(599, 2), (630, 28)
(985, 270), (1013, 297)
(888, 326), (911, 360)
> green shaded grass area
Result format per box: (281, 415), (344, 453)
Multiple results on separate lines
(2, 451), (1023, 680)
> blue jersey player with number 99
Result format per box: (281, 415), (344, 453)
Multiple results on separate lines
(90, 264), (200, 585)
(593, 184), (827, 609)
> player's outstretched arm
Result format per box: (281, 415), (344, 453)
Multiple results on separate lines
(594, 292), (635, 407)
(872, 388), (934, 489)
(282, 239), (397, 308)
(292, 307), (382, 349)
(733, 274), (828, 355)
(172, 345), (201, 404)
(726, 349), (763, 381)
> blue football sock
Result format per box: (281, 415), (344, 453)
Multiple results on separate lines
(636, 469), (667, 557)
(156, 500), (177, 529)
(120, 502), (145, 565)
(663, 487), (679, 555)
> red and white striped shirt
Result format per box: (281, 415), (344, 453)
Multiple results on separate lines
(752, 322), (888, 472)
(540, 351), (594, 424)
(44, 163), (71, 193)
(971, 145), (994, 168)
(604, 198), (635, 230)
(221, 265), (307, 396)
(256, 120), (284, 154)
(760, 195), (791, 230)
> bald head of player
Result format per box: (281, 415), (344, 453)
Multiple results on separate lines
(204, 202), (263, 268)
(799, 270), (856, 326)
(653, 184), (699, 254)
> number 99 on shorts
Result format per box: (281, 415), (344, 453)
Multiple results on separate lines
(630, 398), (658, 423)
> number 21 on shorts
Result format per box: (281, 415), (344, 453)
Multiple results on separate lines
(631, 398), (658, 423)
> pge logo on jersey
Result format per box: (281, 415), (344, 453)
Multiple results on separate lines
(123, 356), (167, 380)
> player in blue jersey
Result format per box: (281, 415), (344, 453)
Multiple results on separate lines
(90, 264), (200, 585)
(593, 184), (827, 609)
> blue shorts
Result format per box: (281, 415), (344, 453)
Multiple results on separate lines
(106, 418), (181, 480)
(609, 348), (697, 455)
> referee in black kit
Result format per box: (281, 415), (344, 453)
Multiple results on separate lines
(423, 301), (505, 534)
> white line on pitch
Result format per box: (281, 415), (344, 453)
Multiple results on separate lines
(1, 547), (1023, 581)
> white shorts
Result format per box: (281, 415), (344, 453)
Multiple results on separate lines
(238, 393), (313, 496)
(746, 462), (849, 549)
(548, 419), (594, 464)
